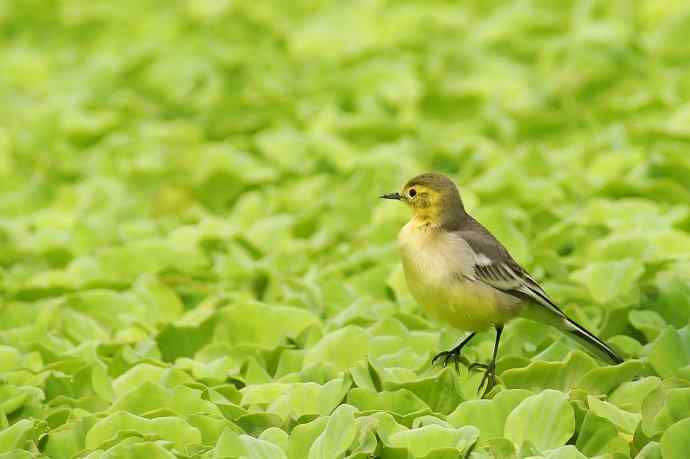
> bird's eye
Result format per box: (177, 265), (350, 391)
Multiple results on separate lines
(408, 189), (417, 198)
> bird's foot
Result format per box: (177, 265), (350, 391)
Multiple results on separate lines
(471, 360), (497, 399)
(431, 349), (470, 371)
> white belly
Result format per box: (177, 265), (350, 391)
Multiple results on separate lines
(398, 222), (521, 331)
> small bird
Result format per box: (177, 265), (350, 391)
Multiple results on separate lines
(381, 173), (623, 397)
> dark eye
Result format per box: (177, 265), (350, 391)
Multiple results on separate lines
(408, 188), (416, 198)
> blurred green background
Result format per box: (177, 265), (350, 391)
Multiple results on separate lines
(2, 1), (690, 458)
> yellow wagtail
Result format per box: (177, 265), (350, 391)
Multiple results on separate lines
(382, 173), (623, 397)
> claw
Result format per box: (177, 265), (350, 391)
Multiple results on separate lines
(475, 362), (497, 399)
(431, 352), (445, 366)
(431, 333), (477, 372)
(431, 350), (470, 371)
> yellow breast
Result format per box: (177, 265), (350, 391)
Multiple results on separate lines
(398, 221), (521, 331)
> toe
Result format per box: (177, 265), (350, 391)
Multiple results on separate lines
(431, 352), (445, 365)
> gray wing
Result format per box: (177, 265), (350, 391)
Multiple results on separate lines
(458, 220), (567, 319)
(457, 217), (624, 364)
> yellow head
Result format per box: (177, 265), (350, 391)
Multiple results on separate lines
(381, 173), (466, 228)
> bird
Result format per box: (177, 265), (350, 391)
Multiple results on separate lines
(381, 173), (623, 398)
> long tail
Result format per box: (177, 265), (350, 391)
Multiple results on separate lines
(561, 317), (623, 365)
(503, 274), (624, 365)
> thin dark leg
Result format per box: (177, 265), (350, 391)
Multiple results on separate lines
(431, 332), (476, 371)
(469, 325), (503, 398)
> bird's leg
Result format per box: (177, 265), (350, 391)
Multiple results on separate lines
(469, 325), (503, 398)
(432, 332), (476, 371)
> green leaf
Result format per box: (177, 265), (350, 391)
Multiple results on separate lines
(347, 388), (430, 418)
(215, 302), (320, 350)
(268, 375), (352, 419)
(576, 359), (645, 395)
(635, 441), (663, 459)
(94, 239), (209, 283)
(287, 417), (328, 459)
(112, 364), (166, 397)
(504, 390), (575, 451)
(0, 451), (33, 459)
(629, 310), (666, 342)
(571, 259), (644, 306)
(652, 276), (690, 327)
(42, 414), (96, 458)
(646, 326), (690, 378)
(346, 416), (378, 458)
(303, 326), (370, 372)
(245, 358), (272, 385)
(447, 389), (531, 442)
(85, 412), (201, 451)
(388, 424), (479, 458)
(608, 335), (644, 358)
(609, 377), (661, 413)
(186, 413), (228, 446)
(368, 412), (407, 446)
(385, 368), (463, 414)
(0, 420), (34, 453)
(235, 412), (283, 437)
(517, 439), (541, 458)
(501, 352), (597, 392)
(259, 427), (289, 455)
(156, 316), (218, 363)
(544, 445), (587, 459)
(91, 360), (115, 403)
(661, 418), (690, 459)
(486, 438), (517, 459)
(98, 439), (177, 458)
(132, 274), (184, 325)
(241, 383), (292, 407)
(587, 396), (641, 435)
(240, 434), (288, 459)
(213, 427), (245, 459)
(642, 387), (690, 436)
(255, 127), (308, 173)
(308, 404), (358, 459)
(0, 385), (43, 417)
(575, 412), (629, 457)
(110, 381), (221, 417)
(274, 349), (306, 379)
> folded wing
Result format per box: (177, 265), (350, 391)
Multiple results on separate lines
(456, 219), (623, 365)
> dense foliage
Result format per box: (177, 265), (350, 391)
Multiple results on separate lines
(2, 1), (690, 458)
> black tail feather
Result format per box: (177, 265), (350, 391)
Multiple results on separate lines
(563, 317), (623, 365)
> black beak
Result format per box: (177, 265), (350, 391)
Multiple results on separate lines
(380, 192), (402, 200)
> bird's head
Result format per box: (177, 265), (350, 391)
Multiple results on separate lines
(381, 173), (466, 227)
